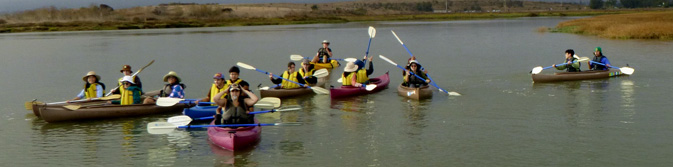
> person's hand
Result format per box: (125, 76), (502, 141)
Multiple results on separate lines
(553, 64), (557, 68)
(405, 70), (410, 76)
(195, 100), (200, 105)
(425, 79), (431, 83)
(368, 56), (373, 62)
(106, 101), (112, 104)
(86, 98), (92, 101)
(424, 69), (428, 74)
(268, 73), (273, 79)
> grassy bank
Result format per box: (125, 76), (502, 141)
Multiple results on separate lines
(549, 11), (673, 40)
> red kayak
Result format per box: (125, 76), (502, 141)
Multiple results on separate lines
(207, 119), (261, 151)
(330, 72), (390, 99)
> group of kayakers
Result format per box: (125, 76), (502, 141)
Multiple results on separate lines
(552, 47), (612, 72)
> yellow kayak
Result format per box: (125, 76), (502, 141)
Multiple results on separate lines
(312, 60), (340, 70)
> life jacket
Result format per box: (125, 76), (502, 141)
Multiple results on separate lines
(160, 83), (186, 97)
(565, 57), (581, 72)
(341, 72), (355, 86)
(407, 69), (427, 85)
(298, 68), (314, 78)
(281, 71), (301, 89)
(84, 82), (106, 98)
(209, 83), (226, 104)
(591, 55), (608, 71)
(225, 79), (243, 88)
(219, 98), (250, 124)
(356, 69), (369, 83)
(120, 86), (141, 105)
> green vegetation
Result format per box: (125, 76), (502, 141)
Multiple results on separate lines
(552, 11), (673, 40)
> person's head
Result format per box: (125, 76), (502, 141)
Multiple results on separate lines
(229, 66), (240, 81)
(239, 81), (250, 90)
(120, 65), (132, 76)
(565, 49), (575, 59)
(344, 62), (358, 72)
(229, 83), (242, 100)
(594, 47), (602, 57)
(301, 59), (310, 69)
(354, 59), (365, 70)
(121, 75), (135, 88)
(322, 40), (330, 48)
(213, 72), (225, 86)
(82, 71), (101, 84)
(287, 62), (296, 73)
(162, 71), (181, 84)
(408, 60), (420, 71)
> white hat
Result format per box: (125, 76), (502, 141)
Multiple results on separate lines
(344, 62), (358, 72)
(121, 75), (135, 84)
(322, 40), (330, 44)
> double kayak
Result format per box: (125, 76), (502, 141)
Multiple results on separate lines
(532, 69), (624, 83)
(330, 72), (390, 99)
(207, 119), (262, 151)
(40, 103), (191, 123)
(30, 90), (160, 118)
(312, 60), (340, 70)
(397, 84), (433, 100)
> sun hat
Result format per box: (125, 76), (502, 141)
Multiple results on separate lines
(213, 72), (225, 80)
(120, 65), (132, 73)
(162, 71), (181, 82)
(408, 60), (420, 66)
(594, 47), (602, 52)
(82, 71), (101, 82)
(229, 84), (241, 91)
(121, 75), (135, 84)
(344, 62), (358, 72)
(301, 59), (310, 66)
(322, 40), (330, 44)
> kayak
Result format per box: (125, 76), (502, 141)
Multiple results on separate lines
(30, 90), (160, 118)
(397, 84), (433, 100)
(207, 119), (262, 151)
(40, 103), (191, 123)
(330, 72), (390, 99)
(312, 60), (340, 70)
(532, 69), (624, 83)
(183, 105), (218, 119)
(260, 87), (313, 98)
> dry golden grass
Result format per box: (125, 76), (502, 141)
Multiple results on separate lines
(556, 11), (673, 39)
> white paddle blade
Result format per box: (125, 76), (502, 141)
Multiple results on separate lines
(577, 57), (590, 62)
(276, 107), (302, 112)
(365, 84), (377, 91)
(344, 58), (358, 62)
(369, 26), (376, 38)
(312, 69), (329, 78)
(259, 97), (281, 108)
(531, 66), (543, 74)
(337, 78), (343, 83)
(156, 98), (185, 107)
(167, 115), (193, 126)
(147, 122), (178, 134)
(620, 67), (635, 75)
(391, 30), (403, 44)
(379, 55), (398, 66)
(311, 87), (330, 95)
(448, 92), (462, 96)
(259, 86), (270, 90)
(254, 102), (275, 109)
(290, 54), (304, 61)
(236, 62), (256, 70)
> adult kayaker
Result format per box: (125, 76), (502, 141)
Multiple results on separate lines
(143, 71), (186, 104)
(299, 59), (319, 85)
(553, 49), (581, 72)
(403, 60), (430, 88)
(68, 71), (106, 102)
(353, 55), (374, 84)
(588, 47), (612, 71)
(195, 73), (226, 106)
(269, 62), (307, 89)
(110, 65), (142, 95)
(213, 83), (259, 125)
(341, 62), (366, 88)
(312, 40), (333, 63)
(108, 76), (143, 105)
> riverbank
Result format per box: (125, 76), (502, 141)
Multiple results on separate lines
(547, 11), (673, 40)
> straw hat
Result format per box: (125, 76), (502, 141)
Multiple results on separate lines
(322, 40), (330, 44)
(120, 65), (132, 73)
(213, 72), (225, 80)
(82, 71), (101, 82)
(344, 62), (358, 72)
(408, 60), (420, 66)
(162, 71), (181, 82)
(121, 76), (135, 84)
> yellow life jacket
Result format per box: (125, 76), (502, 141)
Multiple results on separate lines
(209, 83), (226, 104)
(120, 87), (135, 105)
(281, 71), (300, 89)
(341, 72), (355, 86)
(356, 69), (368, 84)
(299, 68), (314, 77)
(84, 83), (104, 98)
(220, 79), (243, 97)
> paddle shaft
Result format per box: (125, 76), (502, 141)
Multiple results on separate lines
(105, 60), (155, 96)
(250, 68), (314, 89)
(392, 31), (437, 84)
(392, 63), (450, 94)
(178, 123), (283, 128)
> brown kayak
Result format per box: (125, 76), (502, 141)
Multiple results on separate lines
(30, 90), (160, 118)
(40, 103), (191, 123)
(397, 84), (433, 100)
(532, 69), (624, 83)
(260, 88), (313, 98)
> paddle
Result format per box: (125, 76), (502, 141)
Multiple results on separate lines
(167, 107), (301, 126)
(147, 121), (302, 134)
(334, 77), (377, 91)
(105, 60), (155, 96)
(60, 94), (122, 110)
(530, 56), (591, 74)
(157, 97), (281, 108)
(379, 55), (461, 96)
(364, 26), (376, 65)
(258, 69), (328, 90)
(236, 62), (329, 95)
(290, 54), (357, 62)
(589, 60), (635, 75)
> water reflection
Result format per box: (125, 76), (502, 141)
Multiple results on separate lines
(620, 80), (636, 124)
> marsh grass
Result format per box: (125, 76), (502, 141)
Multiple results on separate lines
(555, 11), (673, 40)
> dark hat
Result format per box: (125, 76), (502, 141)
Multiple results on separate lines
(120, 65), (132, 73)
(213, 72), (225, 80)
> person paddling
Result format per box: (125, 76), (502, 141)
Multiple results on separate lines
(195, 73), (226, 106)
(144, 71), (185, 104)
(588, 47), (612, 71)
(69, 71), (106, 102)
(341, 62), (366, 88)
(403, 60), (430, 88)
(299, 59), (319, 85)
(269, 62), (307, 89)
(213, 83), (259, 125)
(312, 40), (333, 63)
(110, 65), (142, 94)
(553, 49), (581, 72)
(353, 55), (374, 84)
(108, 76), (142, 105)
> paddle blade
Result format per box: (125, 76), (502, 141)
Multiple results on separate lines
(312, 69), (329, 78)
(620, 67), (635, 75)
(379, 55), (398, 66)
(577, 57), (590, 63)
(448, 92), (462, 96)
(63, 105), (82, 111)
(167, 115), (193, 126)
(344, 58), (358, 62)
(311, 86), (330, 95)
(369, 26), (376, 38)
(100, 94), (121, 100)
(276, 107), (301, 112)
(337, 78), (343, 83)
(24, 101), (42, 110)
(258, 97), (281, 108)
(147, 122), (178, 134)
(531, 66), (543, 74)
(290, 54), (304, 61)
(391, 30), (403, 44)
(259, 86), (270, 90)
(236, 62), (256, 70)
(365, 84), (377, 91)
(156, 98), (185, 107)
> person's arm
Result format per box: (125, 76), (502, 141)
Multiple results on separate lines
(351, 74), (361, 87)
(366, 60), (374, 75)
(554, 63), (567, 70)
(296, 72), (307, 85)
(269, 73), (283, 84)
(213, 86), (230, 107)
(132, 89), (143, 104)
(326, 48), (333, 58)
(602, 57), (612, 68)
(242, 88), (259, 108)
(135, 76), (142, 89)
(96, 85), (104, 98)
(72, 89), (85, 101)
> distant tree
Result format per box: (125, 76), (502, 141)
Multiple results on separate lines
(311, 4), (319, 10)
(620, 0), (641, 8)
(416, 2), (433, 11)
(605, 0), (619, 8)
(590, 0), (604, 9)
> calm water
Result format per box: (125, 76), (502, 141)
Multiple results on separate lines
(2, 17), (672, 166)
